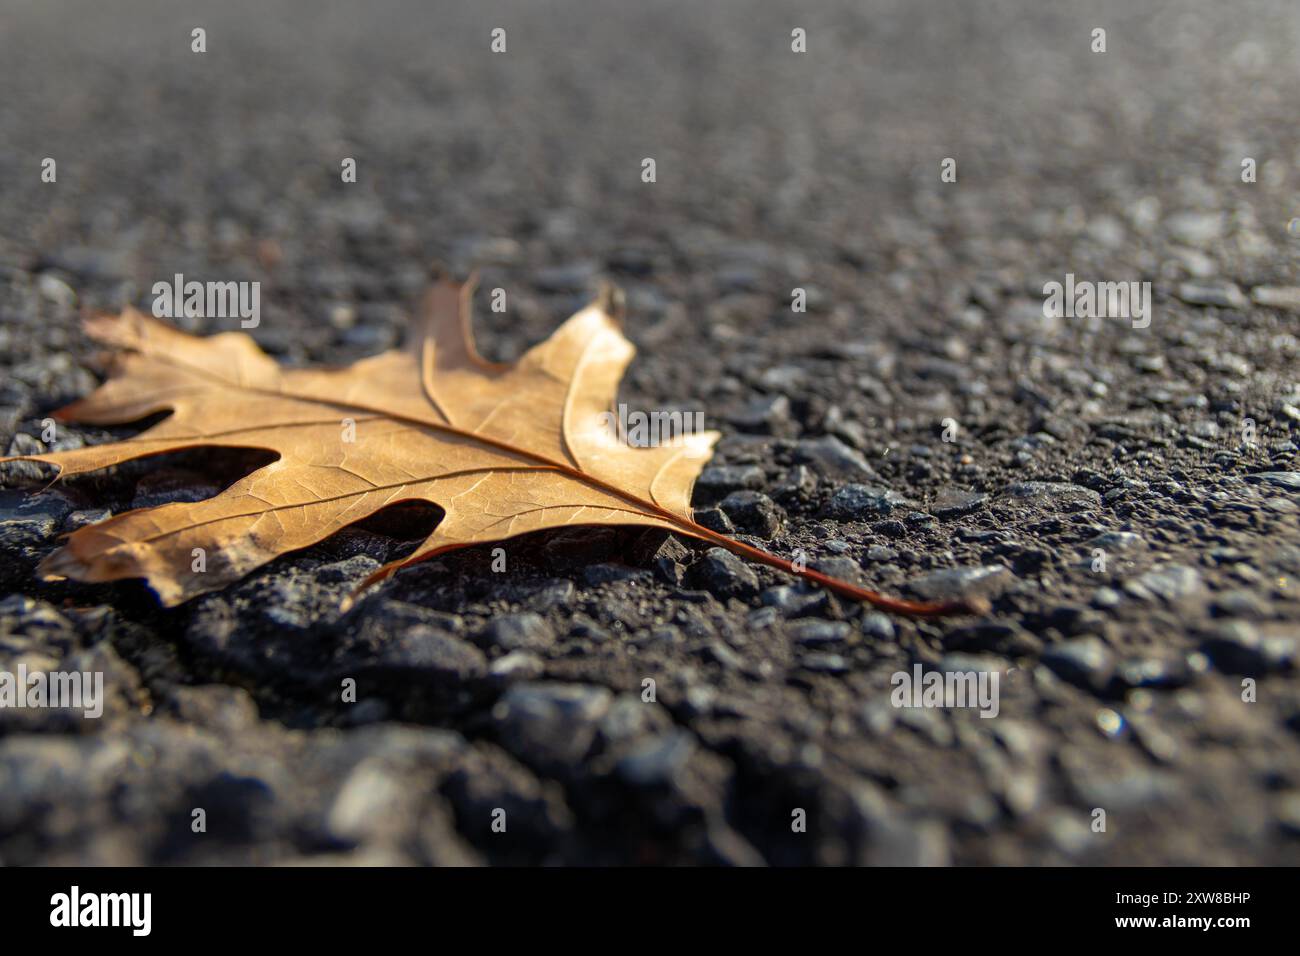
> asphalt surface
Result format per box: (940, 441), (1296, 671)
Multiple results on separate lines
(2, 0), (1300, 865)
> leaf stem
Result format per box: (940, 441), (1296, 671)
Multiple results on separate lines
(664, 515), (990, 618)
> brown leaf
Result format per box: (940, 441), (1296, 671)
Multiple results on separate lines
(2, 276), (985, 616)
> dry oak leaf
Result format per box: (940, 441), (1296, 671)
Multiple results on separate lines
(2, 277), (985, 616)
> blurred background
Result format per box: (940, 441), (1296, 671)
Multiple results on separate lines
(3, 0), (1297, 364)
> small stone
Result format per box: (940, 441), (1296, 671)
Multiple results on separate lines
(874, 519), (908, 538)
(1251, 286), (1300, 312)
(327, 303), (357, 329)
(488, 650), (545, 684)
(1084, 530), (1145, 551)
(1115, 656), (1192, 690)
(639, 534), (690, 586)
(374, 626), (488, 683)
(760, 584), (829, 618)
(820, 484), (911, 520)
(1276, 793), (1300, 836)
(493, 682), (612, 768)
(327, 762), (410, 843)
(1176, 280), (1247, 309)
(794, 435), (876, 478)
(1199, 621), (1296, 676)
(314, 555), (381, 585)
(727, 394), (790, 432)
(719, 490), (783, 537)
(999, 482), (1102, 510)
(1040, 637), (1115, 692)
(929, 489), (987, 518)
(772, 464), (817, 501)
(1124, 565), (1205, 605)
(1212, 590), (1270, 618)
(0, 595), (76, 653)
(811, 556), (864, 585)
(789, 620), (852, 646)
(0, 504), (62, 554)
(904, 510), (935, 529)
(691, 547), (760, 599)
(693, 506), (735, 534)
(37, 272), (77, 308)
(1091, 586), (1122, 609)
(1247, 472), (1300, 492)
(798, 652), (849, 674)
(599, 695), (672, 745)
(704, 641), (744, 670)
(906, 565), (1011, 602)
(851, 785), (950, 865)
(696, 465), (764, 498)
(1166, 211), (1224, 246)
(616, 731), (696, 787)
(860, 611), (896, 641)
(481, 612), (555, 651)
(63, 508), (112, 531)
(530, 579), (576, 611)
(569, 615), (613, 643)
(759, 365), (807, 392)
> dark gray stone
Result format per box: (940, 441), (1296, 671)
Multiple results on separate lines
(691, 547), (760, 599)
(906, 565), (1011, 602)
(1200, 621), (1297, 676)
(1124, 566), (1205, 605)
(488, 651), (545, 685)
(1040, 637), (1115, 692)
(693, 506), (735, 534)
(1247, 472), (1300, 492)
(719, 490), (783, 537)
(1177, 281), (1248, 309)
(929, 489), (988, 518)
(789, 620), (852, 646)
(794, 435), (877, 478)
(727, 394), (790, 432)
(860, 611), (896, 641)
(820, 484), (911, 520)
(493, 682), (612, 768)
(797, 652), (850, 674)
(696, 465), (764, 498)
(999, 482), (1102, 510)
(616, 730), (696, 787)
(760, 584), (830, 618)
(481, 612), (555, 651)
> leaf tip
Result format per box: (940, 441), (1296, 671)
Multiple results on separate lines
(595, 282), (625, 321)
